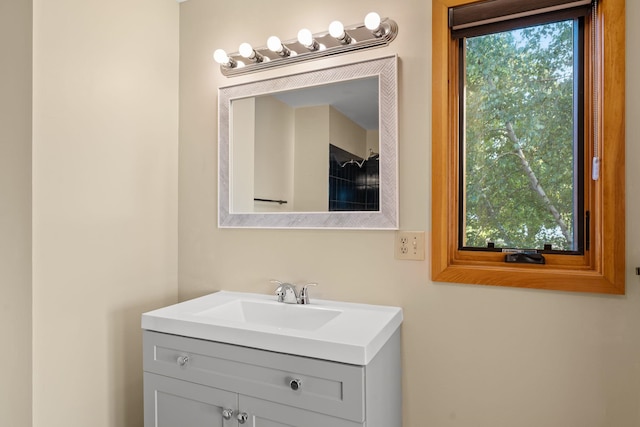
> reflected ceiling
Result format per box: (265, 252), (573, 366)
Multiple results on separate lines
(272, 77), (379, 130)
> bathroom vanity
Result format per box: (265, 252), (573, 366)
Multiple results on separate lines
(141, 291), (403, 427)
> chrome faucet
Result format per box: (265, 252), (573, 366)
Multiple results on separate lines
(272, 281), (298, 304)
(271, 280), (317, 304)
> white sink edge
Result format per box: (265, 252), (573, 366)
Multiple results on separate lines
(141, 290), (403, 365)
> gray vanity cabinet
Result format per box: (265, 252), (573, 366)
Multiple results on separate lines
(143, 329), (401, 427)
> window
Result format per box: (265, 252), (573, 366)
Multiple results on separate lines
(431, 0), (625, 294)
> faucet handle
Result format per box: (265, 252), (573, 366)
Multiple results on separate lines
(298, 283), (317, 305)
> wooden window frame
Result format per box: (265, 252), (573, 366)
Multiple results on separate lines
(431, 0), (626, 294)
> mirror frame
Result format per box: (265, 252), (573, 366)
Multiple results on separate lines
(218, 55), (398, 229)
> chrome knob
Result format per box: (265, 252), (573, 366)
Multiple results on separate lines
(222, 408), (234, 420)
(237, 412), (248, 424)
(177, 355), (189, 366)
(289, 378), (302, 391)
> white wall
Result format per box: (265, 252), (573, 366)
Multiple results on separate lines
(0, 2), (32, 426)
(32, 1), (180, 426)
(178, 1), (640, 427)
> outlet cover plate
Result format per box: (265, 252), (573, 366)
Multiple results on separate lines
(395, 231), (425, 260)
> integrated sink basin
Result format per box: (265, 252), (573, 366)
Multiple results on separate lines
(195, 299), (342, 331)
(141, 290), (403, 365)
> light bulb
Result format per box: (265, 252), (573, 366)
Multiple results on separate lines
(213, 49), (230, 65)
(328, 20), (345, 39)
(239, 42), (254, 58)
(297, 28), (319, 51)
(267, 36), (282, 52)
(267, 35), (290, 57)
(364, 12), (381, 31)
(297, 28), (313, 47)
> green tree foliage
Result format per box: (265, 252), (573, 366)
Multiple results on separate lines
(463, 20), (576, 250)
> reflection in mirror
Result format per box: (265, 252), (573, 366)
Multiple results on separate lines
(219, 55), (397, 229)
(329, 144), (380, 211)
(231, 77), (380, 213)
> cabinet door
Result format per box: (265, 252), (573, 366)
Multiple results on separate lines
(239, 395), (362, 427)
(144, 372), (238, 427)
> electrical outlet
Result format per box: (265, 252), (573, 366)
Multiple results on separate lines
(395, 231), (425, 260)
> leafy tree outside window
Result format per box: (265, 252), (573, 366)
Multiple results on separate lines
(460, 20), (583, 252)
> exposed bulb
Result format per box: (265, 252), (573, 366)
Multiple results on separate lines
(267, 35), (290, 57)
(213, 49), (230, 65)
(297, 28), (313, 47)
(267, 36), (282, 52)
(238, 42), (254, 58)
(328, 20), (345, 39)
(364, 12), (381, 31)
(297, 28), (319, 51)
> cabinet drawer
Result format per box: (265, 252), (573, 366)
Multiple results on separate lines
(143, 330), (365, 423)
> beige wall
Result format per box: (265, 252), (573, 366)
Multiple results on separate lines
(179, 1), (640, 426)
(254, 96), (294, 212)
(0, 1), (33, 426)
(367, 129), (380, 157)
(330, 106), (367, 158)
(231, 96), (295, 212)
(231, 97), (256, 212)
(293, 105), (330, 211)
(32, 0), (180, 426)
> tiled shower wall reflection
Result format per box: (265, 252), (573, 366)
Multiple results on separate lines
(329, 145), (379, 211)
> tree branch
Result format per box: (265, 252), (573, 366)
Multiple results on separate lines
(505, 122), (573, 246)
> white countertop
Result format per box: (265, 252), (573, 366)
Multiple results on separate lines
(141, 290), (403, 365)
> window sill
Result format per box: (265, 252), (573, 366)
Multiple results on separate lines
(432, 261), (625, 294)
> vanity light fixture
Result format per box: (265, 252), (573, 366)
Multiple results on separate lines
(213, 12), (398, 77)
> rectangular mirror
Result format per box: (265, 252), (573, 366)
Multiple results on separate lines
(218, 55), (398, 229)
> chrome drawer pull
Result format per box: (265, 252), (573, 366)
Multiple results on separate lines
(176, 355), (189, 366)
(289, 378), (302, 391)
(237, 412), (248, 424)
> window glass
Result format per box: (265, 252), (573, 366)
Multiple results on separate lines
(460, 19), (583, 252)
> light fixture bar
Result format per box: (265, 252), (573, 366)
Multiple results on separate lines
(214, 14), (398, 77)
